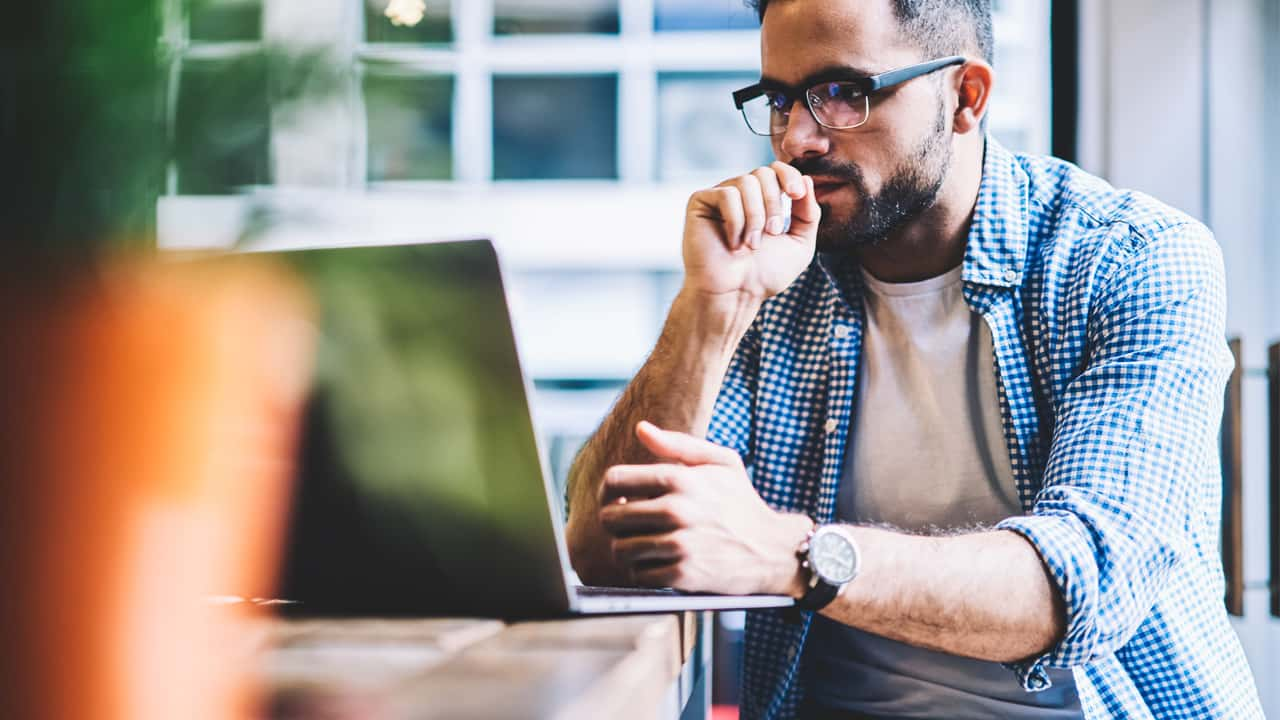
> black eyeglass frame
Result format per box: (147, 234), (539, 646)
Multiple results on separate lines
(732, 55), (967, 136)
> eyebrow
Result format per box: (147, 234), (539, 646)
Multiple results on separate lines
(759, 64), (883, 90)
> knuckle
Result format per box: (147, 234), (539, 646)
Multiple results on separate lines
(666, 497), (694, 526)
(667, 564), (687, 586)
(658, 499), (684, 527)
(754, 167), (781, 192)
(669, 530), (691, 558)
(714, 186), (741, 209)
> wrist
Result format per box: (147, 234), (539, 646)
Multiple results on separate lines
(671, 287), (763, 353)
(770, 512), (817, 599)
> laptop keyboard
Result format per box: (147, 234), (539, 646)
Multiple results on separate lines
(574, 585), (685, 598)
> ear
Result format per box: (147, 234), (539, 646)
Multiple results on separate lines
(952, 60), (994, 135)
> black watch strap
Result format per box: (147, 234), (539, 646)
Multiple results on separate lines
(796, 576), (840, 611)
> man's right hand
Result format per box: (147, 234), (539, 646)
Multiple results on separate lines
(681, 161), (820, 304)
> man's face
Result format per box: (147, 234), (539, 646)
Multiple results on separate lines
(761, 0), (955, 252)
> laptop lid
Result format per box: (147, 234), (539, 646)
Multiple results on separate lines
(273, 239), (577, 617)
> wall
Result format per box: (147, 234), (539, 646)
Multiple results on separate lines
(1078, 0), (1279, 712)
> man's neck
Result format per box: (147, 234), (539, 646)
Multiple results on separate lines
(855, 138), (986, 284)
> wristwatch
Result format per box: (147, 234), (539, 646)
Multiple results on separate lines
(795, 523), (861, 611)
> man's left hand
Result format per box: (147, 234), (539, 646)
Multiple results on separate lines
(597, 421), (812, 597)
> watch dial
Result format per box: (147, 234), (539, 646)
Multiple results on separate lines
(813, 530), (857, 584)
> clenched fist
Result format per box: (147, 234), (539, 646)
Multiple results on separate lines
(682, 161), (821, 302)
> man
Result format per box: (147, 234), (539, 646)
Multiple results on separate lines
(565, 0), (1264, 718)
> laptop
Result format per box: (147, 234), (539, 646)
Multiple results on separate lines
(270, 239), (794, 618)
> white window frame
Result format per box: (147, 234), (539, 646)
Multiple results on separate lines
(158, 0), (1051, 271)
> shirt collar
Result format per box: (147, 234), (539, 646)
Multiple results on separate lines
(813, 136), (1031, 304)
(962, 136), (1032, 289)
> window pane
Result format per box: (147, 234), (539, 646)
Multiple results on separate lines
(175, 59), (271, 194)
(365, 72), (454, 181)
(494, 0), (619, 35)
(654, 0), (758, 31)
(658, 73), (773, 181)
(188, 0), (261, 42)
(493, 75), (617, 180)
(363, 0), (451, 44)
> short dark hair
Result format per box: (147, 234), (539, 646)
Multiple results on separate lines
(746, 0), (994, 65)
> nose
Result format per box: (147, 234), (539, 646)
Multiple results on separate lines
(777, 97), (830, 161)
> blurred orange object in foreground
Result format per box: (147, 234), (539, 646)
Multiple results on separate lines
(0, 253), (315, 720)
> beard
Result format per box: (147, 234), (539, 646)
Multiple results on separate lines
(794, 99), (953, 253)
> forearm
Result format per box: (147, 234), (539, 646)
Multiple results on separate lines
(565, 290), (760, 583)
(819, 526), (1066, 664)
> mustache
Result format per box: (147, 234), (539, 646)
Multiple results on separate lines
(789, 156), (864, 185)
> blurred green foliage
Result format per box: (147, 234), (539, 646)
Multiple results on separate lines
(1, 0), (165, 253)
(0, 0), (348, 253)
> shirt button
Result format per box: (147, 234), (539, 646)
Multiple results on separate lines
(1003, 268), (1019, 283)
(833, 325), (851, 340)
(824, 418), (838, 434)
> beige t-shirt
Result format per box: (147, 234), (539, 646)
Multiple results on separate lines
(803, 264), (1081, 718)
(841, 264), (1019, 531)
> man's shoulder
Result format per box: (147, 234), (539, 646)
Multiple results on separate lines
(1011, 150), (1216, 278)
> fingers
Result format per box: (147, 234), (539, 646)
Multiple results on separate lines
(751, 167), (787, 239)
(769, 161), (808, 201)
(706, 164), (808, 252)
(635, 420), (740, 467)
(788, 175), (821, 238)
(723, 174), (766, 250)
(598, 462), (689, 506)
(611, 531), (688, 567)
(692, 186), (747, 251)
(599, 494), (688, 536)
(632, 561), (685, 589)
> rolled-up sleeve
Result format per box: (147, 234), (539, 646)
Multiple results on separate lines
(706, 320), (762, 467)
(995, 221), (1234, 690)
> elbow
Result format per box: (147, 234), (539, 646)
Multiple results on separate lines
(565, 511), (625, 587)
(997, 510), (1183, 667)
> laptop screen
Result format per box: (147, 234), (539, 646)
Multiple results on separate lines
(273, 240), (572, 617)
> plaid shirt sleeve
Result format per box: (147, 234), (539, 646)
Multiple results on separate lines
(706, 320), (762, 467)
(995, 220), (1234, 690)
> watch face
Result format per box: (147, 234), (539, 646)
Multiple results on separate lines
(810, 528), (858, 585)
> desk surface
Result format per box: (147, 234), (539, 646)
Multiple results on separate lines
(257, 613), (700, 720)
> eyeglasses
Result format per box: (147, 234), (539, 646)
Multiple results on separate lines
(731, 56), (966, 136)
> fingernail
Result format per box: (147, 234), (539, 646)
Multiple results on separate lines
(766, 217), (784, 235)
(788, 182), (804, 197)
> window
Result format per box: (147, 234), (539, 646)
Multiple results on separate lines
(654, 0), (759, 32)
(363, 0), (451, 44)
(364, 71), (454, 181)
(494, 0), (619, 35)
(160, 0), (1054, 491)
(174, 59), (271, 194)
(188, 0), (262, 42)
(166, 1), (270, 194)
(493, 75), (618, 180)
(658, 72), (773, 181)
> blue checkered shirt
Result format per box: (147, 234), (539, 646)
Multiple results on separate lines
(707, 139), (1263, 719)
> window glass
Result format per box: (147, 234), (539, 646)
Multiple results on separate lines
(365, 71), (455, 181)
(363, 0), (451, 44)
(493, 75), (618, 180)
(188, 0), (261, 42)
(175, 60), (271, 194)
(658, 72), (773, 181)
(654, 0), (759, 31)
(494, 0), (619, 35)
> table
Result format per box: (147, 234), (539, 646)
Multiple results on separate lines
(258, 612), (712, 720)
